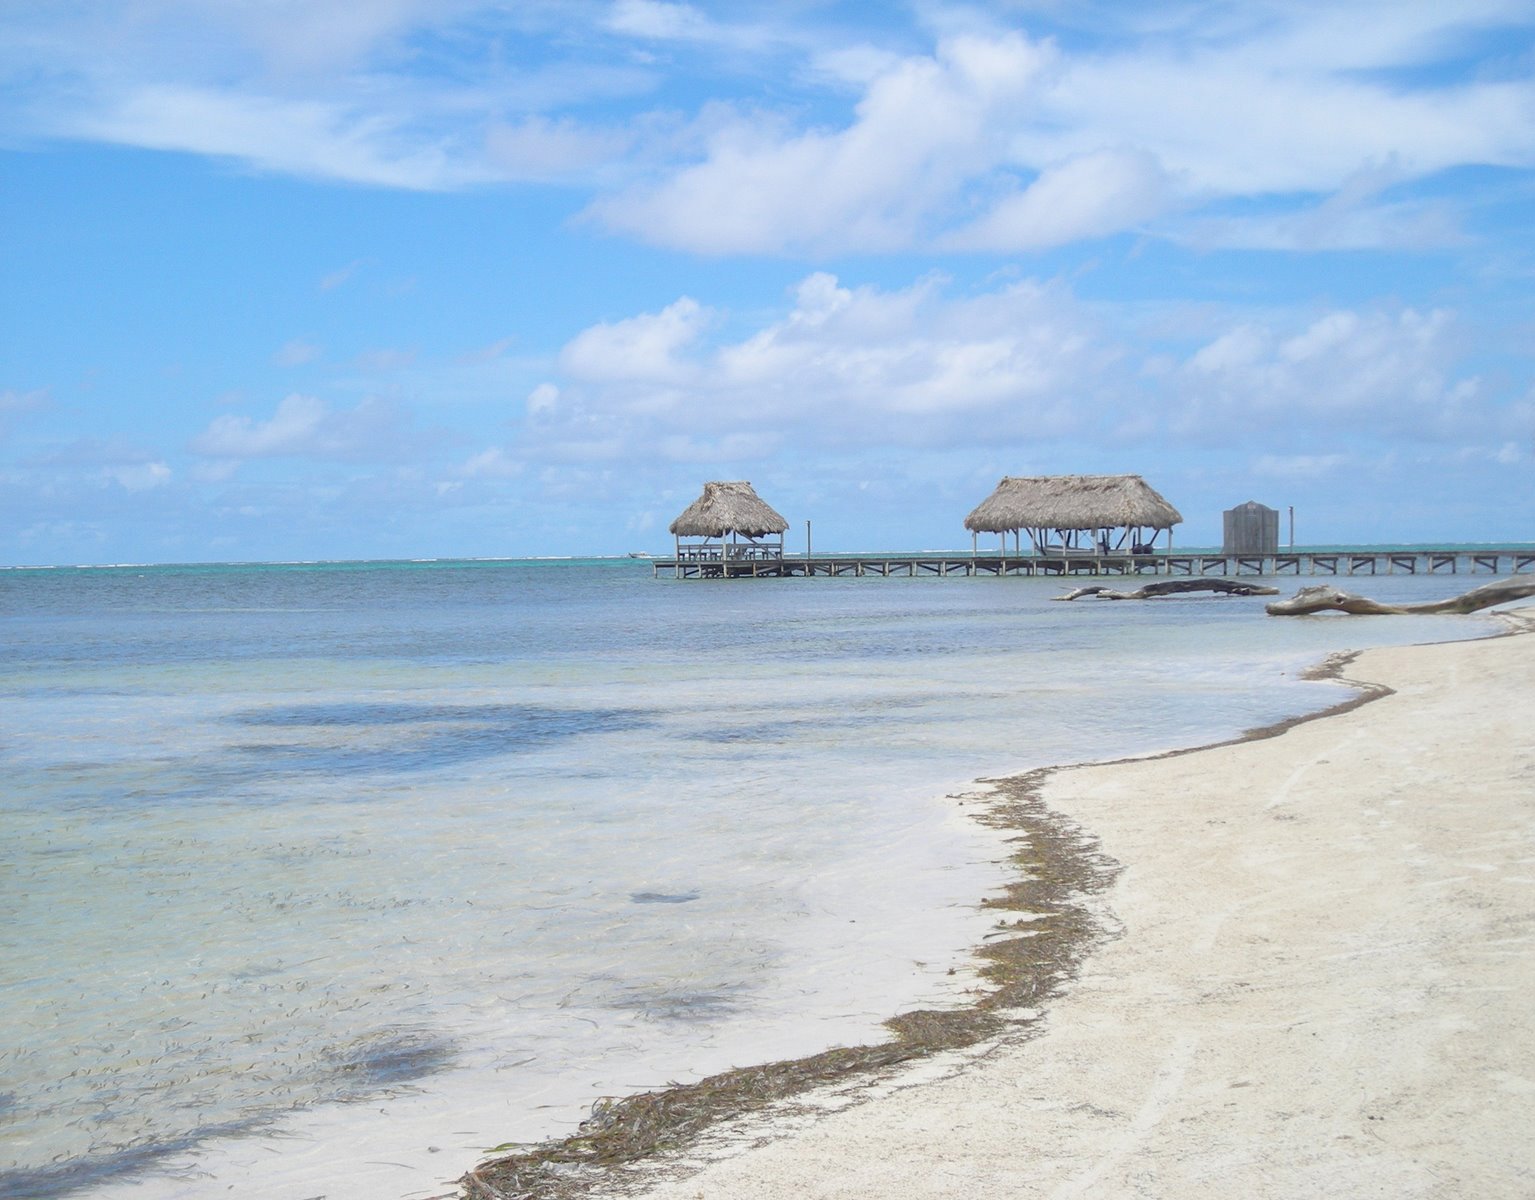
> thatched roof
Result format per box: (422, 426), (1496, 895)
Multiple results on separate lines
(964, 474), (1183, 533)
(669, 481), (789, 538)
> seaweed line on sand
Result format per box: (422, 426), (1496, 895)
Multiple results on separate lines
(458, 609), (1535, 1200)
(458, 779), (1122, 1200)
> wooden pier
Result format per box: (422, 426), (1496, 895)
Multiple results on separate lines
(653, 548), (1535, 580)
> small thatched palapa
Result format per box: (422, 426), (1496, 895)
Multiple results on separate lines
(964, 474), (1182, 555)
(669, 481), (789, 570)
(669, 481), (789, 538)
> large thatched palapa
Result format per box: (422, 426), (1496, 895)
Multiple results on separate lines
(964, 474), (1183, 555)
(669, 481), (789, 568)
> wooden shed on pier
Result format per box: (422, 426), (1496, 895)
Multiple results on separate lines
(669, 481), (789, 571)
(964, 474), (1183, 556)
(1223, 500), (1280, 555)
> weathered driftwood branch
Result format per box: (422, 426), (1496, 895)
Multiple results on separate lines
(1054, 579), (1281, 602)
(1265, 578), (1535, 616)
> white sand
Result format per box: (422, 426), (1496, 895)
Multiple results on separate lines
(614, 621), (1535, 1200)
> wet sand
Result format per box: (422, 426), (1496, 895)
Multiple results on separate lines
(610, 617), (1535, 1199)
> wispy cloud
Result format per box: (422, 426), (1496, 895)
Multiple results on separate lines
(1251, 453), (1351, 479)
(0, 387), (48, 413)
(0, 388), (49, 435)
(189, 393), (414, 461)
(1170, 306), (1480, 444)
(584, 10), (1535, 253)
(353, 347), (418, 373)
(5, 3), (1529, 250)
(319, 260), (367, 292)
(586, 33), (1056, 253)
(275, 339), (322, 367)
(105, 461), (173, 491)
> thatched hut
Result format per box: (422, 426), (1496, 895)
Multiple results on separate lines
(669, 481), (789, 567)
(963, 474), (1183, 555)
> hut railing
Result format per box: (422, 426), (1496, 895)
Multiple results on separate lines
(675, 543), (785, 562)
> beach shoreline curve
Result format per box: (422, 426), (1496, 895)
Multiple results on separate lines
(460, 608), (1535, 1200)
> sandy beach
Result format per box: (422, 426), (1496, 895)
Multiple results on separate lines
(581, 615), (1535, 1200)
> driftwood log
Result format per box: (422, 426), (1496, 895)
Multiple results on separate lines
(1265, 578), (1535, 616)
(1054, 579), (1281, 602)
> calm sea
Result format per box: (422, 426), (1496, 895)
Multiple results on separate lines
(0, 560), (1507, 1199)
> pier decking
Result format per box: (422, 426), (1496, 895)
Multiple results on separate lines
(653, 548), (1535, 580)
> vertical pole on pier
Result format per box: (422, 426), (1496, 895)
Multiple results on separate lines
(806, 519), (812, 561)
(1289, 506), (1295, 548)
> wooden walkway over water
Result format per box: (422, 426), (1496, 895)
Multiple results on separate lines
(654, 548), (1535, 580)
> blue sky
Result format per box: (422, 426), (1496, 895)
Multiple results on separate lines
(3, 0), (1533, 564)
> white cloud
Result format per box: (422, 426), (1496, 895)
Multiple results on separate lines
(583, 12), (1535, 252)
(189, 393), (409, 460)
(943, 148), (1177, 250)
(530, 272), (1115, 458)
(1182, 192), (1468, 252)
(319, 261), (366, 291)
(710, 272), (1100, 424)
(605, 1), (714, 42)
(559, 297), (711, 383)
(192, 394), (326, 457)
(1, 388), (49, 434)
(484, 116), (631, 183)
(191, 459), (240, 483)
(354, 347), (417, 372)
(218, 0), (457, 75)
(72, 84), (485, 190)
(586, 33), (1054, 253)
(1171, 306), (1478, 443)
(106, 461), (172, 491)
(655, 432), (782, 462)
(275, 338), (322, 366)
(1053, 56), (1533, 200)
(461, 447), (524, 478)
(1251, 453), (1351, 479)
(527, 382), (560, 417)
(1, 387), (48, 413)
(510, 270), (1528, 484)
(456, 337), (516, 365)
(1188, 325), (1271, 375)
(6, 4), (1534, 252)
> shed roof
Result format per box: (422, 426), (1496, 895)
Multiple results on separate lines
(963, 474), (1183, 533)
(669, 481), (790, 537)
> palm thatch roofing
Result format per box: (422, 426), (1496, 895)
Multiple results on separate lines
(963, 474), (1183, 534)
(669, 481), (789, 538)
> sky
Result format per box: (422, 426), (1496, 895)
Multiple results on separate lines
(2, 0), (1534, 564)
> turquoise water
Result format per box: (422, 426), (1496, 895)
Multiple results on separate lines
(0, 561), (1510, 1199)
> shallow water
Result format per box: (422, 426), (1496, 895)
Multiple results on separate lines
(0, 561), (1504, 1199)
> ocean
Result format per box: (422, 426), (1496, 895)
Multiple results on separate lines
(0, 559), (1507, 1200)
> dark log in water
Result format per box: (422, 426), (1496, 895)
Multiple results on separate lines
(1265, 578), (1535, 616)
(1054, 579), (1281, 602)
